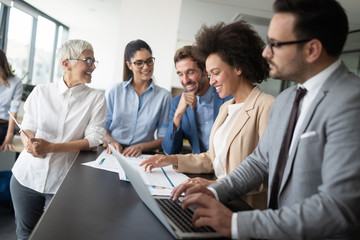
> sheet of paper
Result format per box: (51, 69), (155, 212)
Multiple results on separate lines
(82, 150), (189, 190)
(81, 150), (121, 173)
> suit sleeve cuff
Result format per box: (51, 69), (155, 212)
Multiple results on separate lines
(209, 187), (238, 239)
(208, 187), (219, 200)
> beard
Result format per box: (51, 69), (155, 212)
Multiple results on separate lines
(267, 57), (308, 83)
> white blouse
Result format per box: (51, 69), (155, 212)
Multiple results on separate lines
(212, 102), (244, 179)
(12, 79), (107, 194)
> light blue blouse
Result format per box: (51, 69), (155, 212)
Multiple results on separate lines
(105, 78), (171, 146)
(0, 76), (23, 120)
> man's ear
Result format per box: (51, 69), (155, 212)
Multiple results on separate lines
(305, 39), (322, 63)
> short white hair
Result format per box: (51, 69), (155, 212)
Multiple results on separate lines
(57, 39), (94, 74)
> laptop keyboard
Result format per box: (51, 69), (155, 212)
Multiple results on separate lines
(155, 198), (216, 233)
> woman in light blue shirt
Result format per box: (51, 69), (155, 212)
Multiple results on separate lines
(0, 49), (23, 151)
(105, 39), (171, 157)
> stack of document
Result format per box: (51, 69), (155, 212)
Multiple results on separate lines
(82, 150), (189, 191)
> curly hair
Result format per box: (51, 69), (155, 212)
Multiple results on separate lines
(194, 20), (269, 84)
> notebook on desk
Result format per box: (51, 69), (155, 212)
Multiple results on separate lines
(110, 145), (222, 239)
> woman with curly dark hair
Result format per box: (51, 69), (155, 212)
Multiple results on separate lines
(141, 20), (274, 210)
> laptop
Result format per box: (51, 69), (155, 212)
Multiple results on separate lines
(110, 145), (222, 239)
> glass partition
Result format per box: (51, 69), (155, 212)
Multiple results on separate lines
(1, 1), (69, 86)
(341, 30), (360, 76)
(6, 7), (32, 82)
(32, 15), (56, 84)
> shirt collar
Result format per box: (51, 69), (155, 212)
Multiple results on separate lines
(299, 58), (341, 93)
(124, 78), (133, 88)
(57, 78), (68, 95)
(57, 78), (87, 99)
(197, 85), (214, 104)
(124, 78), (154, 91)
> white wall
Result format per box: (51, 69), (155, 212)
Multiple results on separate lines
(68, 0), (182, 92)
(172, 0), (273, 90)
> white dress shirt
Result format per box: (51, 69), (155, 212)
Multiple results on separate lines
(213, 103), (244, 178)
(289, 58), (341, 154)
(12, 78), (107, 194)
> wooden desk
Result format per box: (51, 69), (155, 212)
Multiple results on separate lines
(29, 148), (229, 240)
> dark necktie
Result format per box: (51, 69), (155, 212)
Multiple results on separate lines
(269, 87), (307, 209)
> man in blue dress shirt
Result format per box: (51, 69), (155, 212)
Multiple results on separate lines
(162, 46), (232, 154)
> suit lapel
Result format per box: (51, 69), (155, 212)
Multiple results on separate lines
(279, 90), (326, 193)
(224, 87), (263, 155)
(222, 87), (261, 169)
(279, 63), (345, 194)
(224, 107), (249, 171)
(268, 87), (297, 189)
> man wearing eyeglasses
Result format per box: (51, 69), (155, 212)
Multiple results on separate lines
(162, 46), (232, 155)
(171, 0), (360, 239)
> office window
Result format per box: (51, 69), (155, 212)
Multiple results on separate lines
(53, 25), (68, 82)
(341, 30), (360, 76)
(6, 7), (32, 82)
(259, 78), (283, 97)
(0, 0), (68, 86)
(32, 16), (56, 85)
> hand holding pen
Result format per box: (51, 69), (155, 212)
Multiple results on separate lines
(8, 111), (30, 139)
(8, 111), (46, 158)
(26, 138), (50, 158)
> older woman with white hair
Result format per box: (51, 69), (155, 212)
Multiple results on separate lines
(10, 39), (106, 239)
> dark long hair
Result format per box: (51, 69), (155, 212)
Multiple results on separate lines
(0, 49), (15, 87)
(123, 39), (152, 81)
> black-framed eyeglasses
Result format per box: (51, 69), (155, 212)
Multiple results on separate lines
(132, 57), (155, 69)
(266, 38), (312, 54)
(68, 58), (99, 67)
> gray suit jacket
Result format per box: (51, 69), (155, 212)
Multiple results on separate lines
(211, 62), (360, 239)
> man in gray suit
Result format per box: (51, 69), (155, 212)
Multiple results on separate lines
(171, 0), (360, 239)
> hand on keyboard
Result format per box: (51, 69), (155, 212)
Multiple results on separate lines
(170, 181), (214, 201)
(182, 193), (232, 238)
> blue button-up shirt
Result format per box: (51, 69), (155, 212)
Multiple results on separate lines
(195, 86), (214, 151)
(0, 76), (23, 119)
(105, 78), (171, 146)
